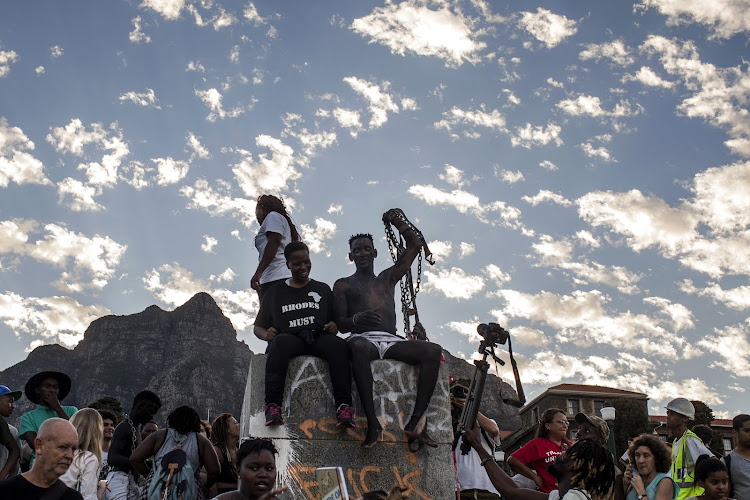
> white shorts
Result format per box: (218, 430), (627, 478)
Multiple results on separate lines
(349, 331), (406, 358)
(104, 470), (139, 500)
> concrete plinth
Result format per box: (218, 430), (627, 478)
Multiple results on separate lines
(240, 354), (455, 499)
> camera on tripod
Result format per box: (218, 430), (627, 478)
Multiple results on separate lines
(477, 322), (509, 346)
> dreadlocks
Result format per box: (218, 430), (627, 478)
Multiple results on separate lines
(551, 439), (615, 500)
(257, 195), (300, 242)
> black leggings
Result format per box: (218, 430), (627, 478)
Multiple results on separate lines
(265, 333), (353, 408)
(348, 336), (442, 428)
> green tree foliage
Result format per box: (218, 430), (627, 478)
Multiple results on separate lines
(611, 398), (652, 457)
(87, 396), (124, 422)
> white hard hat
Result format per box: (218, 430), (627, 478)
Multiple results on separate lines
(665, 398), (695, 419)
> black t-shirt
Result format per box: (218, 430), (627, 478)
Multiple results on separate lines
(0, 475), (83, 500)
(254, 279), (334, 334)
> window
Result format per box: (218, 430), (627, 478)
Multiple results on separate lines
(724, 438), (733, 452)
(532, 407), (539, 423)
(658, 435), (667, 442)
(594, 400), (605, 417)
(567, 399), (580, 415)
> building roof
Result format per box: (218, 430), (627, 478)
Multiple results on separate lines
(649, 415), (733, 427)
(548, 384), (648, 397)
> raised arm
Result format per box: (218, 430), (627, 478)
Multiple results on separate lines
(382, 210), (423, 285)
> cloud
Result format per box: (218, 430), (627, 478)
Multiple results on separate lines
(350, 0), (486, 67)
(0, 49), (19, 78)
(300, 217), (337, 255)
(194, 88), (250, 121)
(580, 142), (615, 162)
(641, 35), (750, 157)
(153, 157), (189, 185)
(523, 190), (572, 207)
(186, 61), (205, 73)
(180, 178), (257, 227)
(423, 267), (485, 299)
(201, 235), (217, 254)
(408, 184), (530, 233)
(143, 262), (259, 330)
(636, 0), (750, 39)
(501, 170), (524, 184)
(333, 108), (363, 137)
(0, 219), (127, 291)
(49, 45), (64, 58)
(459, 242), (475, 258)
(621, 66), (675, 88)
(434, 105), (506, 139)
(141, 0), (186, 20)
(327, 204), (343, 215)
(186, 132), (210, 159)
(0, 292), (111, 350)
(129, 16), (151, 43)
(281, 113), (337, 161)
(483, 264), (511, 285)
(439, 164), (467, 187)
(35, 66), (45, 75)
(680, 279), (750, 310)
(343, 77), (401, 129)
(118, 88), (161, 108)
(510, 122), (563, 148)
(426, 240), (452, 263)
(557, 94), (643, 118)
(0, 117), (51, 187)
(232, 135), (299, 197)
(539, 160), (558, 171)
(518, 8), (577, 49)
(579, 40), (634, 66)
(698, 321), (750, 377)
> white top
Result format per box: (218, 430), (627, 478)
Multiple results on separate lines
(548, 489), (592, 499)
(0, 424), (20, 477)
(455, 422), (502, 494)
(60, 450), (100, 500)
(254, 211), (292, 284)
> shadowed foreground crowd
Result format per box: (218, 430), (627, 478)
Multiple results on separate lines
(0, 370), (748, 500)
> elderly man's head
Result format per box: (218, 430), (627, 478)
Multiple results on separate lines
(34, 418), (78, 478)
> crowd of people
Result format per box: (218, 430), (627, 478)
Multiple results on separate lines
(1, 195), (748, 500)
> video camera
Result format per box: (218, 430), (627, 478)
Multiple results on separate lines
(477, 322), (509, 346)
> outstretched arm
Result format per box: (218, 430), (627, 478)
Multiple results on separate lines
(383, 209), (423, 285)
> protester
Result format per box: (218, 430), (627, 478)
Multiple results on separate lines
(508, 408), (573, 493)
(98, 409), (118, 482)
(0, 385), (21, 480)
(722, 414), (750, 499)
(251, 194), (301, 304)
(60, 408), (104, 500)
(211, 438), (288, 500)
(19, 371), (78, 465)
(621, 434), (678, 500)
(105, 390), (161, 500)
(131, 405), (219, 499)
(574, 413), (610, 446)
(451, 381), (501, 499)
(212, 413), (240, 494)
(140, 421), (158, 441)
(685, 455), (731, 500)
(0, 418), (84, 499)
(665, 398), (713, 500)
(465, 422), (615, 500)
(255, 241), (355, 428)
(333, 218), (443, 449)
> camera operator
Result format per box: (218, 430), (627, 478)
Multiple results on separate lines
(452, 380), (502, 499)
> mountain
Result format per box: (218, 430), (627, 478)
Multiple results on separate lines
(0, 292), (253, 425)
(1, 293), (520, 431)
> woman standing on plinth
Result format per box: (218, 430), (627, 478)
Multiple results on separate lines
(251, 195), (300, 304)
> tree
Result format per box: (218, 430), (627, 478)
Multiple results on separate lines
(87, 396), (124, 422)
(611, 398), (651, 457)
(689, 400), (725, 456)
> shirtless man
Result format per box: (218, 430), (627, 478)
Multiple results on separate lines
(333, 209), (443, 449)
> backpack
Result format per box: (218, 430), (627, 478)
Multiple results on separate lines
(146, 432), (197, 500)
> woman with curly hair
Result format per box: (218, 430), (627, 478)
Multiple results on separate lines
(212, 438), (288, 500)
(60, 408), (103, 500)
(622, 433), (678, 500)
(508, 408), (572, 493)
(251, 194), (301, 304)
(464, 423), (615, 500)
(211, 413), (241, 494)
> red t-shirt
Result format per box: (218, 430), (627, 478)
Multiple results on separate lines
(510, 437), (572, 493)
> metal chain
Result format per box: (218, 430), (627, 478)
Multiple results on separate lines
(383, 209), (432, 339)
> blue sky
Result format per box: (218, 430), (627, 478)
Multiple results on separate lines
(1, 0), (749, 418)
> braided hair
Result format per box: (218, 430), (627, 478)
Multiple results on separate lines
(257, 195), (300, 241)
(550, 439), (615, 500)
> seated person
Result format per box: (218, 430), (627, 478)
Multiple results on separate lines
(254, 241), (355, 428)
(333, 211), (443, 449)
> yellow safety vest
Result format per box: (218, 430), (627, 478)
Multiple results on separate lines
(671, 429), (704, 500)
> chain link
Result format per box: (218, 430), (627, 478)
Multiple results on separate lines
(383, 209), (432, 340)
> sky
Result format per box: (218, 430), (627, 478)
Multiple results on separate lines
(1, 0), (749, 419)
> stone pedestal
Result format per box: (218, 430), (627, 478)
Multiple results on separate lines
(240, 354), (455, 499)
